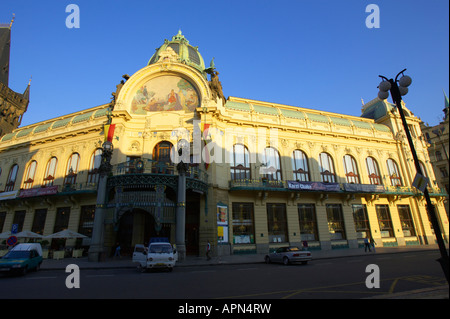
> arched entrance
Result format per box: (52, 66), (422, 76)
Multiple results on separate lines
(115, 208), (171, 256)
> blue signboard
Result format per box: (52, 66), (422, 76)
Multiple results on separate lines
(11, 224), (18, 235)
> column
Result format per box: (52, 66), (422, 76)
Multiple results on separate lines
(88, 173), (108, 262)
(175, 162), (187, 262)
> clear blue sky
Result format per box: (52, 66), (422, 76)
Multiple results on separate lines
(2, 0), (449, 127)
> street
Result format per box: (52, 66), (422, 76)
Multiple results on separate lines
(0, 250), (447, 300)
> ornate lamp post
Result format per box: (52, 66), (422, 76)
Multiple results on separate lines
(377, 69), (449, 282)
(175, 139), (189, 262)
(88, 120), (114, 262)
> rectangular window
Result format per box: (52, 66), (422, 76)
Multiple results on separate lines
(267, 203), (288, 243)
(0, 212), (6, 232)
(298, 204), (318, 241)
(79, 205), (96, 237)
(54, 207), (71, 233)
(397, 205), (415, 237)
(232, 203), (255, 244)
(13, 210), (26, 233)
(376, 205), (394, 237)
(31, 209), (47, 235)
(352, 204), (370, 239)
(326, 204), (346, 240)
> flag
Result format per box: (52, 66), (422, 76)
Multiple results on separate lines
(104, 124), (116, 142)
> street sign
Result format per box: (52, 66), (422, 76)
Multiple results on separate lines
(412, 173), (429, 193)
(11, 224), (18, 235)
(6, 235), (17, 246)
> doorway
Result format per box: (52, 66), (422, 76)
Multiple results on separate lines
(185, 190), (200, 255)
(116, 208), (167, 256)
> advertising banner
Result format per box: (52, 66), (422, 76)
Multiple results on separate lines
(287, 181), (340, 192)
(18, 186), (58, 198)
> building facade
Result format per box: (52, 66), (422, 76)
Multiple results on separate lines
(0, 31), (448, 259)
(420, 93), (449, 216)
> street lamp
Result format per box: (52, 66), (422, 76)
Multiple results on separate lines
(175, 138), (189, 262)
(377, 69), (449, 283)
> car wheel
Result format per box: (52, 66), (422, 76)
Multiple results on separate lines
(283, 257), (289, 265)
(138, 264), (146, 273)
(265, 256), (271, 264)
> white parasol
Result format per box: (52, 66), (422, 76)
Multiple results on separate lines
(44, 229), (87, 239)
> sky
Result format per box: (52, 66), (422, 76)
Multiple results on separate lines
(2, 0), (449, 128)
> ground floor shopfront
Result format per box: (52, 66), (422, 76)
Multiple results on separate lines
(221, 187), (449, 256)
(1, 184), (448, 258)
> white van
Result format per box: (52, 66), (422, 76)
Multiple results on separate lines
(132, 242), (177, 272)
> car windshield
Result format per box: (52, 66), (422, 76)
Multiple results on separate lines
(287, 247), (300, 251)
(3, 251), (31, 259)
(149, 245), (172, 254)
(134, 246), (145, 253)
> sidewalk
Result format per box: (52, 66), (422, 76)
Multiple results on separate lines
(38, 244), (448, 299)
(40, 244), (446, 270)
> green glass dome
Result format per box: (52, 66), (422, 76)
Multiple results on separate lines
(148, 30), (206, 75)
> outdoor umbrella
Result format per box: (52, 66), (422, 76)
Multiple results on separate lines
(0, 231), (11, 239)
(15, 230), (43, 239)
(44, 229), (87, 239)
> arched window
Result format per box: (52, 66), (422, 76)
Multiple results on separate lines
(5, 164), (19, 192)
(261, 147), (282, 181)
(387, 158), (402, 186)
(419, 161), (428, 178)
(88, 149), (102, 184)
(43, 157), (58, 186)
(64, 153), (80, 185)
(23, 160), (37, 189)
(319, 152), (336, 183)
(292, 150), (310, 181)
(343, 155), (360, 184)
(152, 141), (174, 174)
(230, 144), (251, 180)
(366, 157), (382, 185)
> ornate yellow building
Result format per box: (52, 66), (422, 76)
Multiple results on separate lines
(0, 31), (448, 259)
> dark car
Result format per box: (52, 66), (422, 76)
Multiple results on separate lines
(0, 244), (43, 275)
(265, 246), (312, 265)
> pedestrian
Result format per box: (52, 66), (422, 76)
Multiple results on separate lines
(206, 241), (211, 260)
(114, 242), (121, 259)
(370, 236), (376, 253)
(302, 240), (308, 251)
(363, 237), (371, 252)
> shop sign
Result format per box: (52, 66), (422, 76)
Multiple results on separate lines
(18, 186), (58, 198)
(287, 181), (340, 192)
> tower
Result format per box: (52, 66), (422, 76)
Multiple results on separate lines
(0, 16), (30, 138)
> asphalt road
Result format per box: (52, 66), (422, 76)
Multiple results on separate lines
(0, 250), (447, 300)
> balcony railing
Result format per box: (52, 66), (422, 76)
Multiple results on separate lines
(111, 158), (208, 185)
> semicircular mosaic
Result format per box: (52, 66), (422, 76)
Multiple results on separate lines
(131, 75), (200, 114)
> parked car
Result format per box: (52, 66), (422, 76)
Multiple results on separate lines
(0, 243), (43, 275)
(132, 241), (177, 272)
(265, 246), (312, 265)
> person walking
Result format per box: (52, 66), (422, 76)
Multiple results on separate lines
(363, 236), (371, 252)
(369, 236), (376, 253)
(206, 241), (211, 260)
(114, 242), (121, 259)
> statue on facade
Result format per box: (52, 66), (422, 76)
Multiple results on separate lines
(204, 58), (226, 105)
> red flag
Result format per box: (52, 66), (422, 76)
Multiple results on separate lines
(105, 124), (116, 142)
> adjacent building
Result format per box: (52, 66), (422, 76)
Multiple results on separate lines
(420, 92), (449, 216)
(0, 31), (448, 259)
